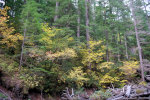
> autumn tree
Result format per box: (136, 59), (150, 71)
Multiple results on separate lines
(0, 7), (23, 52)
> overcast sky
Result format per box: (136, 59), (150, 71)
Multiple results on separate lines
(144, 0), (150, 11)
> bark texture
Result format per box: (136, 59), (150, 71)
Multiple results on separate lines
(54, 1), (59, 22)
(77, 0), (80, 38)
(85, 0), (90, 46)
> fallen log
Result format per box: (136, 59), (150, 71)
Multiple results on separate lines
(112, 96), (124, 100)
(130, 91), (150, 97)
(125, 85), (131, 97)
(107, 84), (150, 100)
(107, 92), (124, 100)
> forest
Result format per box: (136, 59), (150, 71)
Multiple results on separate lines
(0, 0), (150, 100)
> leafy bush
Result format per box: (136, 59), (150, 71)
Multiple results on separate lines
(120, 61), (139, 79)
(80, 40), (105, 67)
(67, 66), (89, 88)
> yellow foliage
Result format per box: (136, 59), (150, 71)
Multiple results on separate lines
(89, 71), (100, 81)
(20, 74), (44, 89)
(120, 61), (139, 76)
(89, 40), (103, 49)
(0, 7), (23, 48)
(46, 48), (77, 60)
(67, 66), (89, 88)
(40, 23), (74, 51)
(99, 73), (127, 88)
(86, 61), (128, 87)
(99, 73), (119, 84)
(97, 62), (114, 70)
(139, 81), (147, 86)
(39, 23), (57, 47)
(19, 68), (45, 90)
(81, 40), (105, 66)
(67, 37), (74, 42)
(41, 23), (58, 37)
(28, 47), (45, 58)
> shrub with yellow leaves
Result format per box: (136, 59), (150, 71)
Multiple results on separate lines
(87, 62), (127, 88)
(19, 68), (45, 94)
(0, 7), (23, 49)
(39, 23), (74, 51)
(46, 48), (77, 60)
(67, 66), (89, 88)
(39, 23), (56, 48)
(99, 73), (127, 88)
(97, 62), (114, 70)
(80, 40), (105, 67)
(120, 61), (139, 76)
(100, 74), (119, 84)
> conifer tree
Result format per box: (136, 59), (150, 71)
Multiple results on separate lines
(19, 0), (43, 68)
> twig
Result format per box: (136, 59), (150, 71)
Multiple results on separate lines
(111, 82), (114, 90)
(0, 88), (12, 100)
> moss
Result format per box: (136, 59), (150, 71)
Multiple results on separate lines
(136, 89), (145, 94)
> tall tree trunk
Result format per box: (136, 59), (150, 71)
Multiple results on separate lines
(105, 30), (109, 62)
(85, 0), (90, 46)
(85, 0), (91, 69)
(54, 0), (59, 22)
(92, 0), (96, 39)
(19, 22), (27, 70)
(117, 33), (120, 62)
(19, 0), (27, 70)
(124, 34), (129, 60)
(119, 32), (123, 61)
(103, 9), (109, 62)
(93, 0), (96, 21)
(77, 0), (80, 39)
(130, 0), (145, 81)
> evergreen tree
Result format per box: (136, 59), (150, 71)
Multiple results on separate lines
(19, 0), (43, 68)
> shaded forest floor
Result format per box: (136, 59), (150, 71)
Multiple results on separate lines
(0, 72), (61, 100)
(0, 85), (61, 100)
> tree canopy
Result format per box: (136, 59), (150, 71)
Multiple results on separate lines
(0, 0), (150, 99)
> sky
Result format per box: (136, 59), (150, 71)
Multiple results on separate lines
(145, 0), (150, 11)
(143, 0), (150, 15)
